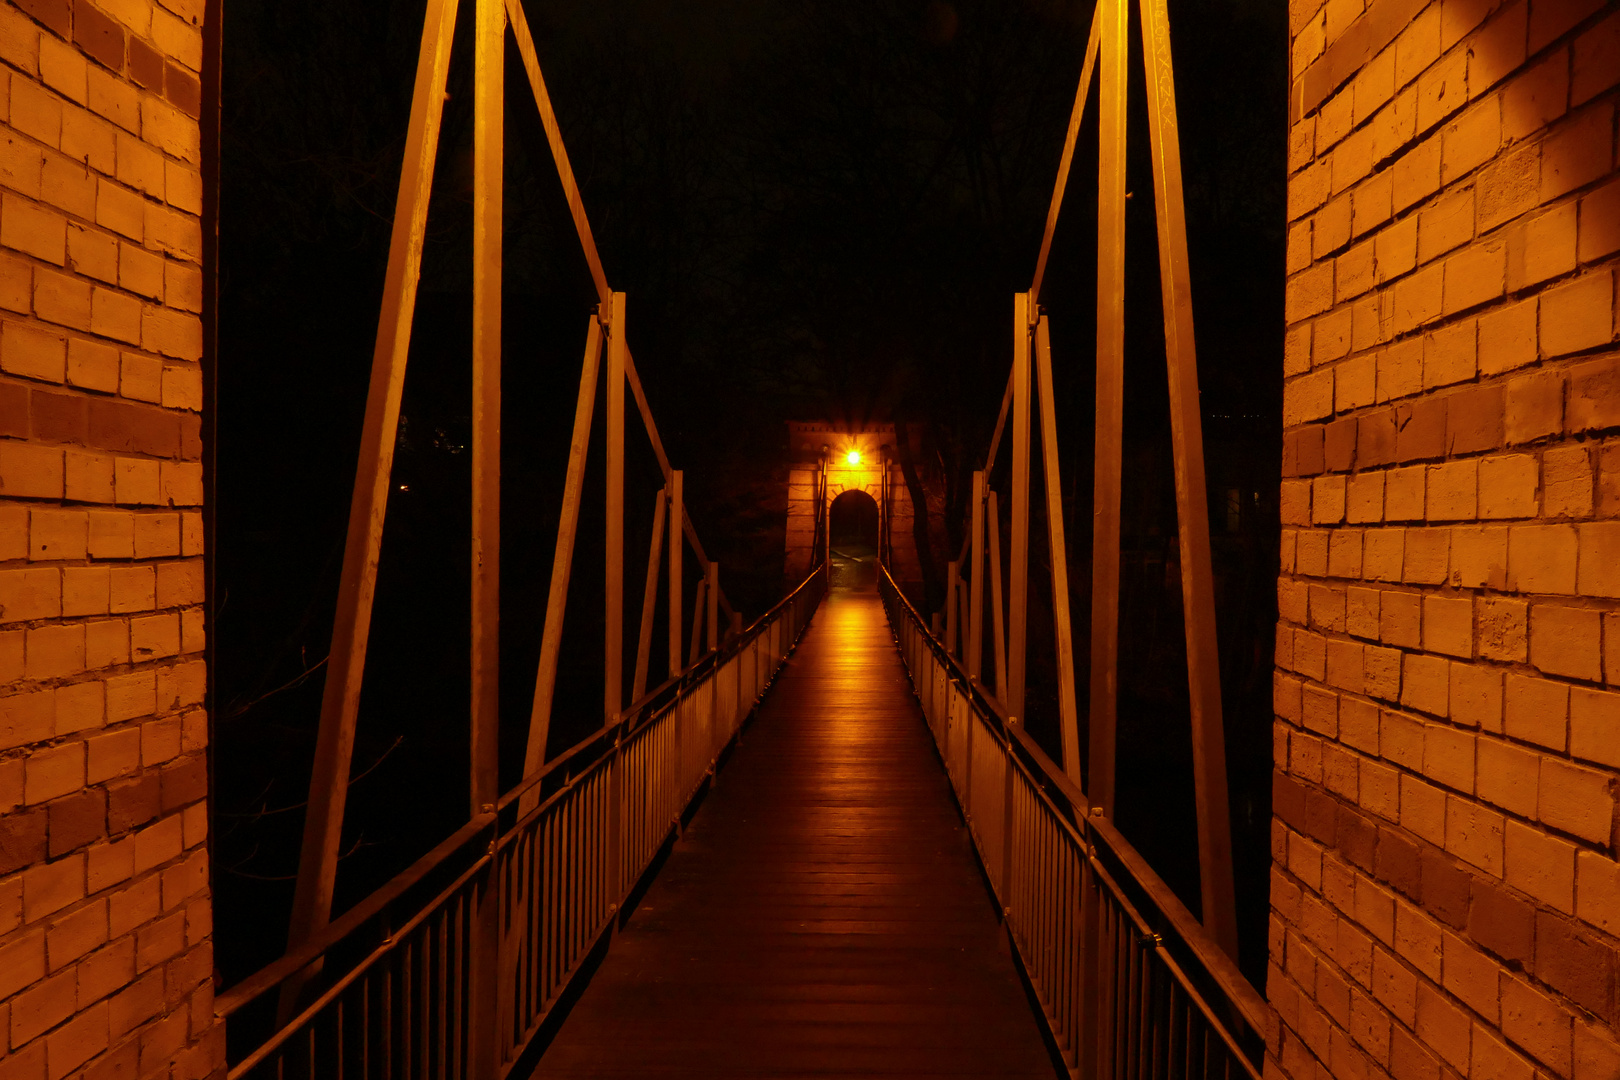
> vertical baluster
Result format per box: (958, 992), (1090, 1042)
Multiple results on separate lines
(1133, 940), (1148, 1080)
(452, 890), (465, 1073)
(437, 908), (449, 1078)
(593, 771), (605, 925)
(1062, 830), (1073, 1055)
(537, 817), (549, 1008)
(1166, 982), (1181, 1079)
(361, 976), (370, 1079)
(1128, 932), (1142, 1080)
(563, 790), (576, 977)
(1044, 814), (1057, 1000)
(565, 790), (577, 969)
(591, 772), (602, 929)
(1119, 912), (1131, 1080)
(545, 810), (558, 1002)
(528, 826), (541, 1024)
(584, 781), (594, 949)
(579, 781), (590, 943)
(402, 940), (414, 1080)
(1054, 836), (1067, 1047)
(381, 951), (393, 1079)
(582, 781), (594, 943)
(420, 923), (433, 1079)
(597, 770), (608, 923)
(563, 791), (574, 986)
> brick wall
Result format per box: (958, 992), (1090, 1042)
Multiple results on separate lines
(0, 0), (219, 1078)
(1272, 0), (1620, 1077)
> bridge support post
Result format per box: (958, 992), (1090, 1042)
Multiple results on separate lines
(606, 292), (628, 725)
(1090, 0), (1127, 826)
(1007, 293), (1033, 723)
(469, 0), (505, 1073)
(632, 487), (668, 706)
(1033, 316), (1083, 788)
(282, 0), (460, 1013)
(968, 471), (984, 681)
(1082, 0), (1128, 1070)
(522, 315), (603, 800)
(707, 561), (721, 653)
(690, 577), (708, 666)
(1138, 0), (1239, 962)
(670, 470), (684, 677)
(986, 491), (1008, 698)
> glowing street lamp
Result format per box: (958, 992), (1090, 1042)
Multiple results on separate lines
(846, 450), (862, 466)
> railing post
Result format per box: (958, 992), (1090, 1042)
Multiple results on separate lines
(944, 559), (958, 655)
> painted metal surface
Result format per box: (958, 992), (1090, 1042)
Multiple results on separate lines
(1089, 0), (1128, 823)
(1139, 0), (1240, 960)
(248, 0), (1259, 1072)
(285, 0), (461, 976)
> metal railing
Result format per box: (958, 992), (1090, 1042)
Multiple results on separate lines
(218, 567), (826, 1079)
(879, 566), (1266, 1080)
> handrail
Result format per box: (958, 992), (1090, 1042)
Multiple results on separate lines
(496, 564), (829, 816)
(222, 562), (827, 1077)
(231, 850), (493, 1073)
(216, 811), (495, 1017)
(878, 562), (1266, 1076)
(880, 561), (1264, 1030)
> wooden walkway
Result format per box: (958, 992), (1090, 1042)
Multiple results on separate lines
(530, 585), (1057, 1079)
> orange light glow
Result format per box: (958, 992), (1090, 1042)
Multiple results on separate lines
(846, 450), (861, 465)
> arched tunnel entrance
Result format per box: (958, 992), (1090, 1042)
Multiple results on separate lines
(828, 489), (879, 589)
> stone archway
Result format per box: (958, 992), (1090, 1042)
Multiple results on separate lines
(829, 488), (879, 553)
(782, 421), (923, 596)
(828, 488), (879, 588)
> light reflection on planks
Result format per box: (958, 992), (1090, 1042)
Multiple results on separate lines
(531, 586), (1056, 1078)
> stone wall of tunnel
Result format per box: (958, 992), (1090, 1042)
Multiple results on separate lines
(1272, 0), (1620, 1076)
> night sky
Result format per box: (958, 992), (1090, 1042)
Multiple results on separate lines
(213, 0), (1287, 990)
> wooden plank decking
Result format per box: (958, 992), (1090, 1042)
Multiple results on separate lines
(530, 584), (1057, 1078)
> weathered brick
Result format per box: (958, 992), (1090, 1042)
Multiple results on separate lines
(1531, 603), (1601, 681)
(1540, 757), (1614, 845)
(1541, 100), (1614, 203)
(1501, 973), (1573, 1075)
(1504, 671), (1569, 750)
(1543, 272), (1615, 360)
(1507, 821), (1575, 914)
